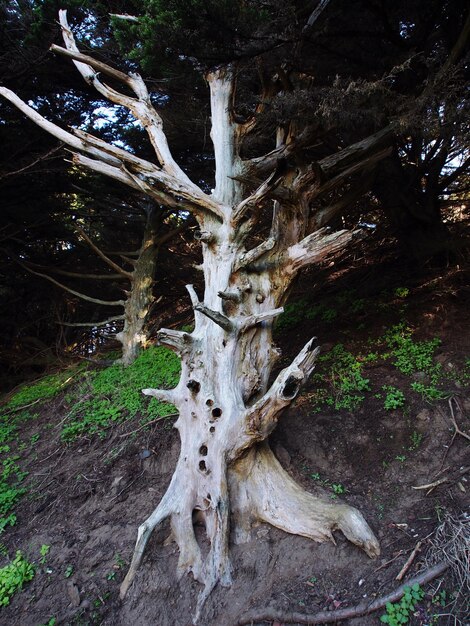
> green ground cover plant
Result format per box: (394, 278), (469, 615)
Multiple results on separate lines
(61, 346), (180, 441)
(4, 368), (82, 410)
(310, 344), (370, 411)
(380, 583), (424, 625)
(0, 550), (35, 607)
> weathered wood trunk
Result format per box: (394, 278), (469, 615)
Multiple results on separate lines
(116, 208), (159, 366)
(0, 15), (385, 622)
(120, 70), (380, 621)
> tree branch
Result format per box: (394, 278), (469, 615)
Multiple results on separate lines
(237, 562), (449, 625)
(233, 162), (288, 224)
(18, 261), (124, 307)
(236, 308), (284, 332)
(234, 237), (276, 272)
(287, 227), (356, 272)
(242, 338), (320, 442)
(74, 224), (133, 280)
(141, 388), (177, 404)
(194, 304), (234, 332)
(157, 328), (193, 354)
(57, 11), (223, 220)
(58, 315), (125, 327)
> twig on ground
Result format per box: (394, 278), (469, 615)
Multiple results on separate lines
(448, 397), (470, 441)
(108, 470), (145, 502)
(236, 562), (449, 625)
(374, 550), (404, 572)
(412, 478), (449, 491)
(1, 398), (41, 415)
(396, 540), (423, 581)
(438, 398), (469, 470)
(413, 466), (469, 495)
(119, 413), (178, 438)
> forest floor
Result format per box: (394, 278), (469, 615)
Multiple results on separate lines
(0, 245), (469, 626)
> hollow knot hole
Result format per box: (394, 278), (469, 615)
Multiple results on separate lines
(187, 379), (201, 393)
(206, 399), (214, 407)
(199, 445), (208, 456)
(211, 407), (222, 419)
(199, 460), (208, 472)
(282, 375), (301, 399)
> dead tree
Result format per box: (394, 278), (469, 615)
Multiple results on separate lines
(0, 9), (394, 621)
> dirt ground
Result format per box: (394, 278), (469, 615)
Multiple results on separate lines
(1, 257), (469, 626)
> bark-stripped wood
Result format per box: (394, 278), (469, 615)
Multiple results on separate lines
(0, 10), (395, 622)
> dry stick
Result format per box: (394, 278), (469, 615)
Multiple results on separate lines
(374, 550), (405, 572)
(438, 397), (469, 471)
(237, 562), (449, 625)
(396, 540), (423, 581)
(448, 397), (470, 442)
(109, 470), (145, 503)
(412, 477), (449, 491)
(119, 413), (178, 438)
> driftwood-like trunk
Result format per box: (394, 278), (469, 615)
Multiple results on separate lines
(0, 11), (388, 622)
(120, 70), (380, 620)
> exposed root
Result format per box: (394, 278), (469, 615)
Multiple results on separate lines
(119, 483), (175, 599)
(237, 562), (449, 625)
(230, 443), (380, 558)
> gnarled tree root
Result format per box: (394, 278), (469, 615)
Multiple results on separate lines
(229, 444), (380, 558)
(237, 561), (449, 625)
(120, 443), (380, 624)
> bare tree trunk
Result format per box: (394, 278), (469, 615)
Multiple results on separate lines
(116, 208), (159, 366)
(120, 70), (380, 622)
(0, 15), (388, 622)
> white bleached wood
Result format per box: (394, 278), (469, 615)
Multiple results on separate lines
(2, 14), (383, 620)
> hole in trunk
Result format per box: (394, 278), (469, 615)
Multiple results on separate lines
(199, 445), (208, 456)
(209, 426), (215, 433)
(282, 375), (301, 399)
(187, 379), (200, 393)
(212, 407), (222, 418)
(199, 460), (209, 473)
(206, 399), (214, 407)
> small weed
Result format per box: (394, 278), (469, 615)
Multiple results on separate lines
(114, 553), (126, 569)
(61, 346), (180, 441)
(382, 386), (405, 410)
(394, 287), (409, 298)
(380, 583), (424, 625)
(331, 483), (345, 495)
(39, 545), (50, 566)
(410, 382), (448, 402)
(0, 453), (28, 532)
(4, 368), (81, 410)
(106, 571), (116, 581)
(0, 550), (35, 606)
(316, 344), (371, 411)
(395, 454), (406, 463)
(383, 323), (441, 377)
(408, 431), (422, 451)
(321, 308), (337, 323)
(64, 565), (74, 578)
(30, 433), (40, 446)
(39, 618), (56, 626)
